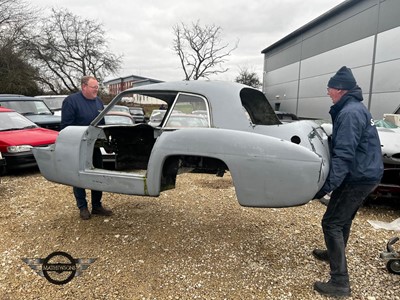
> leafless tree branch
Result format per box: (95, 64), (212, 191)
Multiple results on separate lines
(26, 8), (122, 93)
(172, 20), (238, 80)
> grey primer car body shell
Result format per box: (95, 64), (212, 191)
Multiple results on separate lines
(33, 81), (330, 208)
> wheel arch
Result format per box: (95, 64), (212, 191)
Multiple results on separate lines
(159, 154), (230, 192)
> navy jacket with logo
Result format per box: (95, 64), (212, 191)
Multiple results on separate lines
(320, 86), (383, 194)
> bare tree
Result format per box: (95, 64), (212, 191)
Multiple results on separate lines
(0, 0), (33, 46)
(0, 0), (40, 94)
(26, 9), (122, 93)
(235, 67), (261, 89)
(172, 21), (238, 80)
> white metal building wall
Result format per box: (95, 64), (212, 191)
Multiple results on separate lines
(262, 0), (400, 120)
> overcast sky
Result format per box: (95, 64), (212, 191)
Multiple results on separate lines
(32, 0), (344, 82)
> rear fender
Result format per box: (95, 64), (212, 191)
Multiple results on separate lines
(146, 128), (326, 207)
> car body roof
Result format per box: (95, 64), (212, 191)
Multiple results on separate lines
(109, 81), (277, 130)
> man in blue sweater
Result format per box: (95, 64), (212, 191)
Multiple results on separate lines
(312, 66), (383, 297)
(61, 76), (112, 220)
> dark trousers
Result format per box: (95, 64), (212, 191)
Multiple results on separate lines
(73, 148), (103, 209)
(321, 182), (377, 285)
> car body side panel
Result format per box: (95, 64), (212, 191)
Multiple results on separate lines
(34, 126), (327, 207)
(75, 169), (147, 195)
(254, 121), (330, 168)
(33, 126), (89, 185)
(146, 128), (327, 207)
(32, 126), (148, 195)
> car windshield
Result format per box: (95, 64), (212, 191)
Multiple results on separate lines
(0, 111), (38, 131)
(106, 105), (130, 114)
(0, 100), (53, 115)
(40, 97), (66, 110)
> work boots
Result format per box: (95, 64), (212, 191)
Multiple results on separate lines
(92, 206), (113, 216)
(314, 280), (351, 297)
(312, 249), (329, 262)
(79, 207), (91, 220)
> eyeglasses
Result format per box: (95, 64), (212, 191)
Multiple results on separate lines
(85, 84), (99, 89)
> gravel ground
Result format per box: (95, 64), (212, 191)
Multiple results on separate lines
(0, 169), (399, 299)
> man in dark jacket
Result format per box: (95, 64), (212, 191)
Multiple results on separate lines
(312, 66), (383, 297)
(61, 75), (112, 220)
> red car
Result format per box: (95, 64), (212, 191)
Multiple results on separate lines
(0, 107), (58, 172)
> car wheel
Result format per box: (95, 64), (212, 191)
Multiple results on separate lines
(386, 259), (400, 274)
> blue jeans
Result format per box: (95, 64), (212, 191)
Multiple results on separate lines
(73, 148), (103, 209)
(321, 182), (378, 285)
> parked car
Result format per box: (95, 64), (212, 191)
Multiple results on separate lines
(148, 109), (184, 127)
(321, 122), (400, 199)
(33, 81), (330, 208)
(371, 120), (400, 199)
(148, 109), (167, 127)
(129, 106), (146, 123)
(0, 94), (61, 131)
(192, 110), (208, 116)
(164, 113), (208, 128)
(104, 104), (130, 114)
(321, 122), (400, 166)
(0, 107), (59, 172)
(35, 95), (68, 116)
(104, 111), (135, 125)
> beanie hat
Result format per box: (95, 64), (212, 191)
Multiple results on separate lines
(328, 66), (357, 90)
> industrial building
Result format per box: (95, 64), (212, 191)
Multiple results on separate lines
(261, 0), (400, 120)
(104, 75), (162, 96)
(103, 75), (163, 105)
